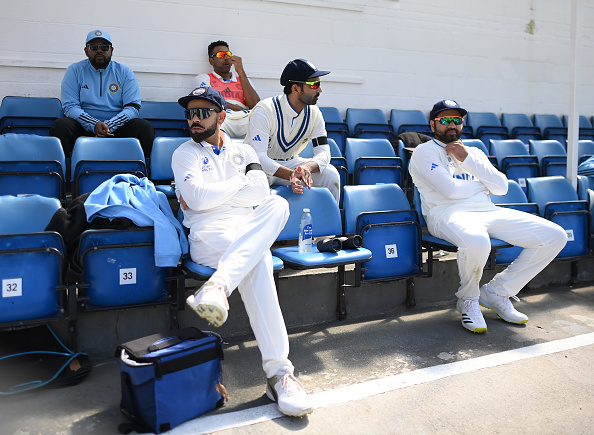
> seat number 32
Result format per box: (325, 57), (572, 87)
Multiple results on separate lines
(2, 278), (23, 298)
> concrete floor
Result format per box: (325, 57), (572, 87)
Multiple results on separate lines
(1, 283), (593, 435)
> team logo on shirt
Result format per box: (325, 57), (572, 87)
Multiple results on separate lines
(202, 157), (209, 165)
(108, 83), (120, 93)
(232, 153), (245, 166)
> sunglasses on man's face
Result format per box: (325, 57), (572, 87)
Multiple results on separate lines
(289, 80), (321, 90)
(212, 51), (232, 59)
(87, 43), (112, 52)
(435, 116), (464, 126)
(185, 108), (219, 120)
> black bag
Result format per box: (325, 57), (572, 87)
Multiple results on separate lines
(116, 327), (225, 434)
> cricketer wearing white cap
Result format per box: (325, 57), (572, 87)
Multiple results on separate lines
(245, 59), (341, 203)
(409, 99), (567, 334)
(171, 86), (314, 417)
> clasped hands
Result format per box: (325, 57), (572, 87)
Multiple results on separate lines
(290, 166), (312, 195)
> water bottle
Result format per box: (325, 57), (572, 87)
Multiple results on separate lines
(299, 208), (313, 252)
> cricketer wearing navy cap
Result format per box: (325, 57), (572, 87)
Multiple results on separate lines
(178, 87), (228, 144)
(430, 99), (468, 120)
(172, 84), (315, 418)
(409, 99), (566, 334)
(244, 59), (341, 204)
(279, 58), (331, 86)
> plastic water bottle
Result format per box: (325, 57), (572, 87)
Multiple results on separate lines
(299, 208), (313, 252)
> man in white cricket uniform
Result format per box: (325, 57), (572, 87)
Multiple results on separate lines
(245, 59), (341, 203)
(172, 86), (313, 417)
(409, 99), (567, 333)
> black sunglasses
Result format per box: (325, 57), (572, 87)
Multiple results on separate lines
(87, 43), (112, 52)
(185, 108), (219, 120)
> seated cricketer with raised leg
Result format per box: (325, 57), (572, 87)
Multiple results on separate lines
(171, 86), (313, 417)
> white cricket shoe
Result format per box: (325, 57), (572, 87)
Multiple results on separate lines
(186, 281), (229, 327)
(266, 371), (314, 417)
(456, 298), (487, 333)
(479, 285), (528, 324)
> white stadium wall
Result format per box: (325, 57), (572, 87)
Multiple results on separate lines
(0, 0), (593, 119)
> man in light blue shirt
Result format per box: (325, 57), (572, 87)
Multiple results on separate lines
(50, 30), (154, 156)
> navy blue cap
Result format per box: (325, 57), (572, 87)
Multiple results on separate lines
(178, 87), (227, 111)
(280, 59), (330, 86)
(86, 30), (112, 44)
(430, 100), (467, 120)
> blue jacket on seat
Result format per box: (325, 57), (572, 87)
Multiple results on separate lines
(84, 174), (188, 266)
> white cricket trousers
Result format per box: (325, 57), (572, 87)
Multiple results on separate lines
(268, 157), (341, 204)
(189, 195), (292, 378)
(432, 207), (567, 300)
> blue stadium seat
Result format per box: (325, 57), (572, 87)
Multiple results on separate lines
(526, 176), (590, 259)
(328, 138), (347, 207)
(389, 109), (432, 136)
(490, 180), (539, 264)
(271, 186), (372, 319)
(466, 112), (509, 148)
(578, 140), (594, 164)
(319, 107), (349, 155)
(0, 96), (63, 135)
(412, 187), (512, 272)
(76, 228), (170, 308)
(501, 113), (541, 144)
(345, 108), (395, 142)
(70, 137), (147, 196)
(463, 138), (498, 168)
(490, 139), (539, 192)
(533, 114), (568, 142)
(150, 137), (187, 197)
(563, 115), (594, 141)
(0, 134), (66, 199)
(344, 138), (403, 186)
(0, 196), (71, 333)
(577, 175), (590, 201)
(139, 101), (189, 138)
(342, 184), (424, 287)
(529, 139), (567, 177)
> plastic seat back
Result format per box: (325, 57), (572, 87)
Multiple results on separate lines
(345, 108), (394, 141)
(77, 229), (168, 308)
(389, 109), (431, 135)
(343, 184), (422, 279)
(501, 113), (541, 144)
(467, 112), (508, 146)
(139, 101), (189, 138)
(0, 195), (65, 323)
(529, 139), (567, 176)
(71, 137), (147, 195)
(0, 96), (63, 135)
(578, 140), (594, 164)
(526, 176), (589, 258)
(272, 187), (341, 241)
(0, 134), (66, 198)
(344, 138), (402, 185)
(534, 114), (567, 141)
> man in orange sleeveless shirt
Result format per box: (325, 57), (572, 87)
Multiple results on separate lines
(194, 40), (260, 139)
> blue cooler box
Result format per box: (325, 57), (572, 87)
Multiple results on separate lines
(117, 327), (224, 433)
